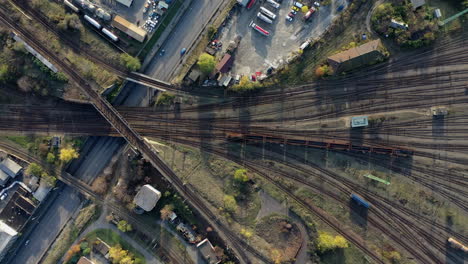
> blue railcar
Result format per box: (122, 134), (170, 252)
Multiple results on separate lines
(351, 194), (371, 209)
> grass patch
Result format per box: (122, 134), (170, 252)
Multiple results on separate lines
(139, 0), (183, 60)
(5, 136), (31, 148)
(85, 228), (146, 263)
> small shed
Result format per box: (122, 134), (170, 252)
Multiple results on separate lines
(187, 69), (202, 83)
(94, 238), (111, 259)
(133, 184), (161, 212)
(215, 54), (234, 73)
(218, 75), (232, 87)
(197, 238), (221, 264)
(351, 116), (369, 128)
(434, 9), (442, 18)
(410, 0), (425, 10)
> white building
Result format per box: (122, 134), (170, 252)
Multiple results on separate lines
(133, 185), (161, 212)
(0, 158), (23, 186)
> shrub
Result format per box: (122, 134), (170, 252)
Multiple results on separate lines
(160, 204), (175, 220)
(117, 220), (132, 232)
(26, 163), (43, 176)
(120, 54), (141, 71)
(316, 232), (349, 253)
(197, 53), (216, 74)
(315, 65), (332, 78)
(229, 76), (263, 93)
(223, 195), (237, 213)
(155, 92), (175, 106)
(46, 152), (55, 163)
(233, 169), (248, 182)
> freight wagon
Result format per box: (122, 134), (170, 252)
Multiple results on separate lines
(101, 28), (119, 42)
(64, 0), (80, 13)
(447, 238), (468, 253)
(84, 15), (102, 30)
(351, 194), (370, 209)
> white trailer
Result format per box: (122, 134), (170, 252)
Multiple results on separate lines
(260, 7), (276, 20)
(257, 12), (273, 24)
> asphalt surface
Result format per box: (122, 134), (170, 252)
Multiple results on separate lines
(6, 1), (228, 263)
(145, 0), (226, 81)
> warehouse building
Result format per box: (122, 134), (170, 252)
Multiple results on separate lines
(112, 16), (147, 43)
(327, 39), (384, 72)
(0, 184), (39, 231)
(0, 158), (23, 186)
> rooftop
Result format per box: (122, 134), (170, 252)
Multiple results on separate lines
(0, 184), (38, 230)
(0, 158), (22, 178)
(0, 220), (17, 255)
(94, 238), (111, 257)
(215, 54), (234, 73)
(112, 16), (147, 43)
(351, 116), (369, 128)
(410, 0), (425, 10)
(328, 39), (382, 65)
(133, 184), (161, 212)
(196, 238), (221, 264)
(77, 256), (95, 264)
(116, 0), (133, 8)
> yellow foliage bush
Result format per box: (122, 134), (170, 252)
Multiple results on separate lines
(59, 148), (79, 162)
(317, 232), (349, 253)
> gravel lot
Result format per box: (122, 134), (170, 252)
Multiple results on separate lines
(218, 0), (348, 76)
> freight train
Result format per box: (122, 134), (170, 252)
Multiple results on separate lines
(225, 132), (414, 157)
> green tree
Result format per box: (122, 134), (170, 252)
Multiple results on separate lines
(240, 228), (253, 239)
(233, 169), (248, 182)
(117, 220), (133, 232)
(41, 172), (56, 187)
(0, 64), (10, 83)
(197, 53), (216, 74)
(120, 54), (141, 71)
(229, 76), (263, 93)
(26, 163), (43, 176)
(59, 147), (79, 162)
(46, 152), (55, 163)
(120, 256), (134, 264)
(223, 195), (237, 213)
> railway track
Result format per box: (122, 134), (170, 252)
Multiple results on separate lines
(0, 10), (257, 264)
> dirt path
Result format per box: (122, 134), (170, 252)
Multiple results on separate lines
(366, 0), (384, 33)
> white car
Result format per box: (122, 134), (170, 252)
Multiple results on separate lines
(314, 1), (320, 7)
(285, 15), (293, 22)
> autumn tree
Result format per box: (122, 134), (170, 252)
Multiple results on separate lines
(109, 245), (128, 263)
(240, 228), (253, 239)
(197, 53), (216, 74)
(91, 175), (108, 195)
(160, 204), (175, 220)
(315, 65), (332, 78)
(117, 220), (133, 232)
(317, 232), (349, 253)
(233, 169), (248, 182)
(59, 147), (79, 162)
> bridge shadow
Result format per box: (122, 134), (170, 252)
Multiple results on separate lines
(432, 115), (446, 138)
(445, 243), (466, 264)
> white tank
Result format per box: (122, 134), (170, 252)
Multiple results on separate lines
(84, 15), (101, 29)
(101, 28), (118, 42)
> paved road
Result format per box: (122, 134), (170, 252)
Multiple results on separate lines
(9, 186), (81, 264)
(145, 0), (227, 81)
(7, 1), (229, 263)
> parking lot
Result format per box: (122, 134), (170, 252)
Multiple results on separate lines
(218, 0), (348, 76)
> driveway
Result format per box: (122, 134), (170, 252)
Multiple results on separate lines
(5, 0), (230, 263)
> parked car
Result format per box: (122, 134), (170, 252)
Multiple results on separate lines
(314, 1), (320, 7)
(180, 48), (187, 56)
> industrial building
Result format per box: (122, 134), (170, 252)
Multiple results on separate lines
(197, 238), (221, 264)
(0, 221), (18, 261)
(116, 0), (133, 8)
(0, 184), (39, 231)
(112, 16), (147, 43)
(327, 39), (384, 72)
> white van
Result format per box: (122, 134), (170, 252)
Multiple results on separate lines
(266, 0), (280, 9)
